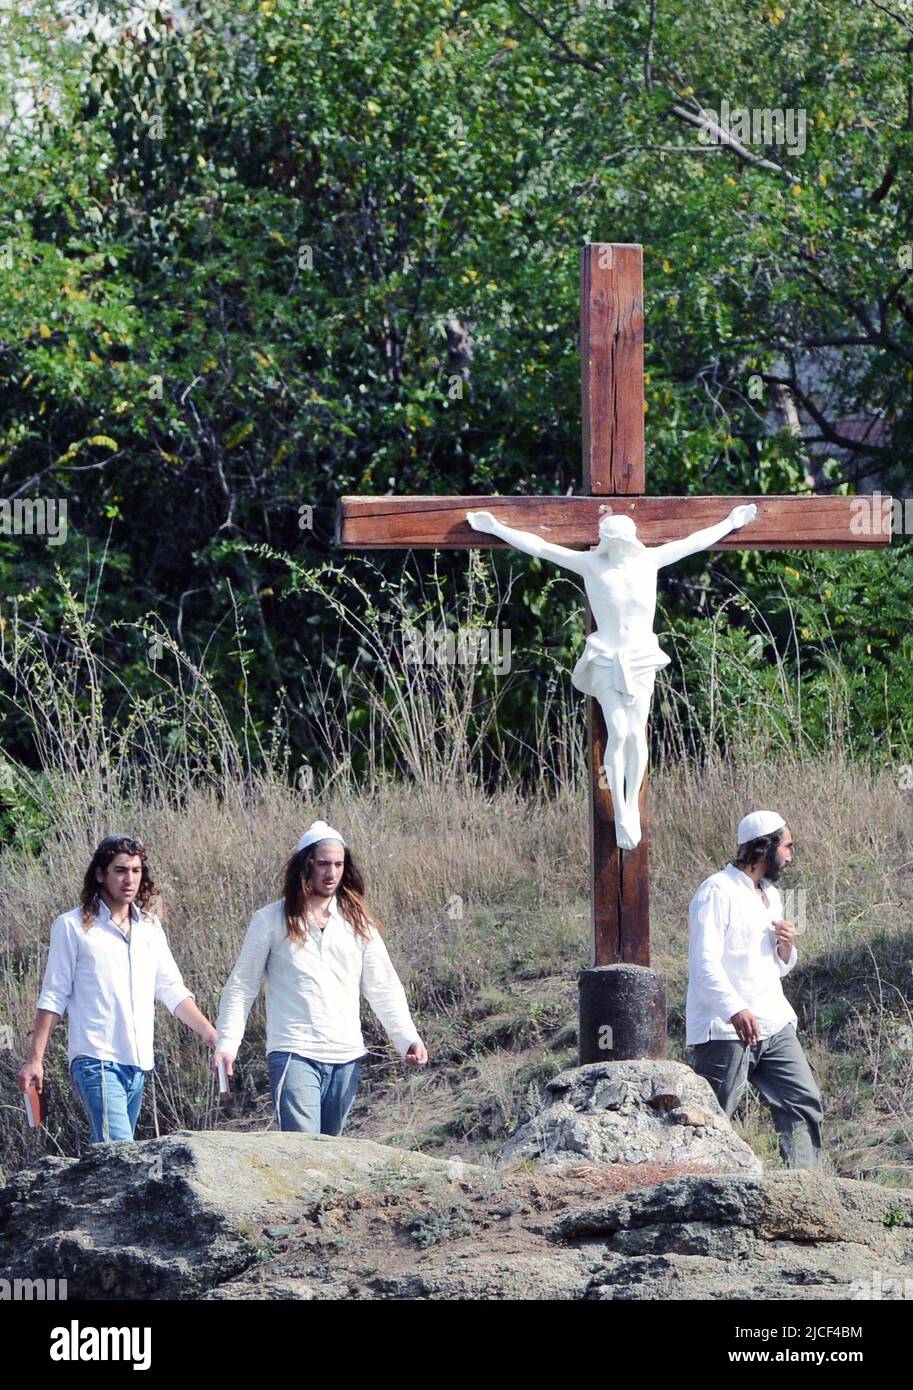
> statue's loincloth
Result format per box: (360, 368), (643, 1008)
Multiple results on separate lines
(571, 633), (671, 705)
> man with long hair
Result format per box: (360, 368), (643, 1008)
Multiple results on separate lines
(687, 810), (824, 1168)
(17, 835), (217, 1143)
(213, 819), (427, 1134)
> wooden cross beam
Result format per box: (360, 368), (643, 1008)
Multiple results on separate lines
(336, 243), (890, 1060)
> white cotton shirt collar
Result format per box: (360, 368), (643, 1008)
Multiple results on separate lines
(305, 894), (341, 919)
(96, 898), (141, 932)
(724, 863), (773, 895)
(305, 895), (341, 932)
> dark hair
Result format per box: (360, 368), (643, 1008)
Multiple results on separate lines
(80, 835), (157, 929)
(734, 827), (784, 873)
(283, 841), (376, 944)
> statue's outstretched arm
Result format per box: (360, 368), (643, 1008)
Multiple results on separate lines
(651, 503), (758, 569)
(466, 511), (590, 576)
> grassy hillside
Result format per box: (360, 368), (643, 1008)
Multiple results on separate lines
(2, 757), (911, 1188)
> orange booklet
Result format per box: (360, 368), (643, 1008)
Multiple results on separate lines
(22, 1086), (47, 1128)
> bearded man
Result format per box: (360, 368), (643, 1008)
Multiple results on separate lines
(686, 810), (823, 1169)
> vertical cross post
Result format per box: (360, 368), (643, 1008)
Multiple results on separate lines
(337, 243), (887, 1066)
(577, 243), (667, 1064)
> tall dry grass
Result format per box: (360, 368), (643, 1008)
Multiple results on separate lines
(0, 561), (911, 1186)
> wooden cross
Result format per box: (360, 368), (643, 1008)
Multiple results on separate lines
(336, 243), (890, 1061)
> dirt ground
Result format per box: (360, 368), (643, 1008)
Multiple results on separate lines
(205, 1160), (719, 1299)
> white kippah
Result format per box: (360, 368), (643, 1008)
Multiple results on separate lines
(297, 819), (347, 853)
(737, 810), (786, 845)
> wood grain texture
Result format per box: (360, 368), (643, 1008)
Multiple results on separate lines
(337, 494), (891, 549)
(588, 659), (652, 967)
(581, 243), (645, 496)
(581, 244), (647, 969)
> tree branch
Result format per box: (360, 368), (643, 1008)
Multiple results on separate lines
(668, 104), (796, 181)
(761, 373), (895, 458)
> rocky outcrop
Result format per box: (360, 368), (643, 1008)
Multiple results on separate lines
(0, 1130), (479, 1300)
(499, 1060), (763, 1174)
(3, 1131), (912, 1300)
(559, 1172), (913, 1300)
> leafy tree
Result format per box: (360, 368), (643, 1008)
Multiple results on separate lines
(0, 0), (911, 802)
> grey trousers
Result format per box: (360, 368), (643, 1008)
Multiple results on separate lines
(691, 1022), (824, 1169)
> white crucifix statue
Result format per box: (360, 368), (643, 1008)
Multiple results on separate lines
(336, 243), (890, 1062)
(466, 503), (758, 850)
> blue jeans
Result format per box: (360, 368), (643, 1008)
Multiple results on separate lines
(267, 1052), (362, 1134)
(71, 1057), (146, 1143)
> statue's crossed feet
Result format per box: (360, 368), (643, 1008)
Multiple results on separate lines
(615, 815), (641, 851)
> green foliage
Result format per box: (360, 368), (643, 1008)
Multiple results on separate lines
(0, 0), (911, 797)
(404, 1198), (473, 1248)
(657, 541), (913, 763)
(0, 760), (54, 852)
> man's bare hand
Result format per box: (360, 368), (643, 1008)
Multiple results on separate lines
(774, 919), (797, 960)
(17, 1058), (43, 1093)
(404, 1040), (428, 1067)
(730, 1009), (762, 1045)
(211, 1051), (234, 1080)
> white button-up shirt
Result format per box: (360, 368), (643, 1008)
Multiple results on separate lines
(36, 899), (194, 1070)
(686, 862), (798, 1045)
(215, 896), (421, 1064)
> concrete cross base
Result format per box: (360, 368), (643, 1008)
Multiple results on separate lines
(578, 963), (667, 1063)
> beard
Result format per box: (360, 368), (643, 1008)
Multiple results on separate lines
(762, 850), (784, 883)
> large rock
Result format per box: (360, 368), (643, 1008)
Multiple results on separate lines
(499, 1060), (762, 1174)
(557, 1172), (913, 1300)
(0, 1130), (478, 1300)
(4, 1131), (912, 1300)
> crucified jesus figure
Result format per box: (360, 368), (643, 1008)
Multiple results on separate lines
(466, 504), (758, 850)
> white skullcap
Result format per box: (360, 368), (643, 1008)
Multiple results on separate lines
(737, 810), (786, 845)
(297, 819), (347, 853)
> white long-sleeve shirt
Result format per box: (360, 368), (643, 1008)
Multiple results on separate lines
(36, 899), (194, 1069)
(686, 862), (798, 1045)
(215, 896), (421, 1064)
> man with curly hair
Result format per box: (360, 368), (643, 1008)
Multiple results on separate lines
(17, 835), (217, 1143)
